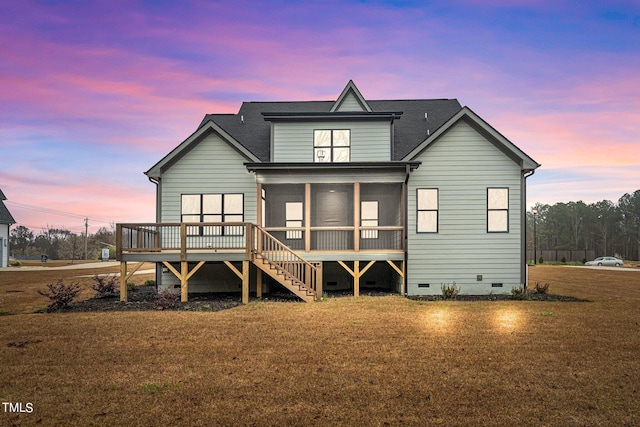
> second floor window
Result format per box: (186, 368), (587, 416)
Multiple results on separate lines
(314, 129), (350, 162)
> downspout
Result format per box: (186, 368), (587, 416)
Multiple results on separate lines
(403, 164), (411, 297)
(148, 176), (160, 222)
(522, 169), (536, 290)
(148, 176), (161, 290)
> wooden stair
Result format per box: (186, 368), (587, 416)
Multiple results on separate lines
(252, 255), (316, 302)
(251, 225), (320, 302)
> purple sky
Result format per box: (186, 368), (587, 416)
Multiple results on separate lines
(1, 0), (639, 234)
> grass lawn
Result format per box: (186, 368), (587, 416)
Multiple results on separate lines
(1, 264), (639, 426)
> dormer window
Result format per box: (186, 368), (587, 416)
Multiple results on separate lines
(314, 130), (350, 162)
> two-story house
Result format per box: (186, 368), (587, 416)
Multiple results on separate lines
(116, 81), (540, 302)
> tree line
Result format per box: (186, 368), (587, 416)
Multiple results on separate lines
(9, 226), (116, 260)
(527, 189), (640, 261)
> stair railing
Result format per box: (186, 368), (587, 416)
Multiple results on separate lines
(251, 224), (319, 299)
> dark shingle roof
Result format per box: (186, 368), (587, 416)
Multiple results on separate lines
(199, 98), (462, 161)
(0, 188), (16, 224)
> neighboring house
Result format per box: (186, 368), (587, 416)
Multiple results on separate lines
(117, 81), (540, 302)
(0, 188), (16, 268)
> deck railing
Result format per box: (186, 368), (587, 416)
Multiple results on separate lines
(116, 222), (404, 260)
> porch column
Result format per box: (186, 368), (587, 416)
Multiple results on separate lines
(305, 183), (311, 252)
(354, 183), (360, 252)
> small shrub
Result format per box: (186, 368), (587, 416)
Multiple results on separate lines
(155, 287), (180, 310)
(127, 282), (137, 292)
(38, 279), (82, 311)
(91, 274), (118, 297)
(143, 279), (156, 286)
(534, 282), (550, 294)
(9, 260), (21, 267)
(582, 258), (588, 264)
(441, 282), (459, 300)
(511, 284), (527, 300)
(538, 256), (544, 264)
(561, 256), (567, 264)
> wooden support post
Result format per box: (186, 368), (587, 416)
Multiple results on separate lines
(354, 260), (360, 297)
(120, 261), (127, 302)
(316, 262), (323, 300)
(181, 261), (188, 302)
(224, 261), (250, 304)
(337, 260), (376, 298)
(242, 260), (249, 304)
(256, 269), (263, 298)
(180, 223), (187, 263)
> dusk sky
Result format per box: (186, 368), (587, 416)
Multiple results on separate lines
(1, 0), (639, 234)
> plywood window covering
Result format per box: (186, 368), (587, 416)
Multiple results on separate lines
(314, 130), (350, 162)
(417, 188), (438, 233)
(285, 201), (303, 239)
(487, 188), (509, 232)
(361, 200), (378, 239)
(181, 193), (244, 236)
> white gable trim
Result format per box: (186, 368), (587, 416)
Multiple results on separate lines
(146, 120), (260, 178)
(402, 106), (540, 171)
(330, 80), (372, 113)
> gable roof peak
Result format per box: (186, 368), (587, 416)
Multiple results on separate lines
(331, 80), (372, 113)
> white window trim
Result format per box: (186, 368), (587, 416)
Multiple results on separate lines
(181, 193), (244, 236)
(487, 188), (509, 233)
(417, 188), (438, 233)
(313, 129), (351, 163)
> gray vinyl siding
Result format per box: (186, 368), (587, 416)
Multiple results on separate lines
(407, 120), (523, 295)
(159, 132), (257, 224)
(272, 121), (391, 162)
(336, 93), (365, 111)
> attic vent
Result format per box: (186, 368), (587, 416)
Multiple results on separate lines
(424, 112), (428, 121)
(240, 115), (244, 124)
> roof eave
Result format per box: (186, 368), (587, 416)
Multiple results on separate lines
(145, 120), (261, 179)
(402, 106), (540, 171)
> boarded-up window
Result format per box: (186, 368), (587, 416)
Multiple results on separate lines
(361, 201), (378, 239)
(417, 189), (438, 233)
(487, 188), (508, 232)
(314, 130), (350, 162)
(286, 202), (303, 240)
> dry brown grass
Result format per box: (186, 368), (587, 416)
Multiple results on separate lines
(1, 265), (639, 426)
(0, 263), (155, 314)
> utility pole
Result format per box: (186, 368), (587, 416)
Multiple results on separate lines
(84, 217), (89, 260)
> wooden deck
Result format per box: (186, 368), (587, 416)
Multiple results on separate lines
(116, 222), (405, 303)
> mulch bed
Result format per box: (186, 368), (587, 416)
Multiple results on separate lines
(56, 285), (586, 313)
